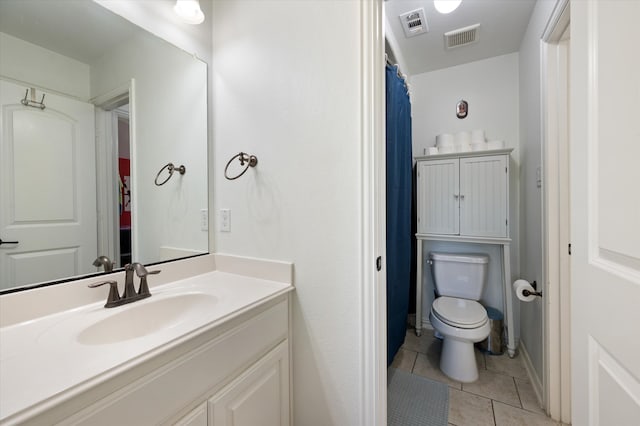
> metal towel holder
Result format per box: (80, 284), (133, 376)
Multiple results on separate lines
(155, 162), (186, 186)
(224, 152), (258, 180)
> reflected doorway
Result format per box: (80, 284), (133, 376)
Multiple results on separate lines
(115, 106), (132, 266)
(94, 89), (132, 270)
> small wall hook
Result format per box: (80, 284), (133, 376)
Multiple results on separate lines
(21, 88), (46, 110)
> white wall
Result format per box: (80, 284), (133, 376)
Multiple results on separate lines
(410, 54), (520, 333)
(212, 1), (366, 424)
(94, 0), (216, 253)
(90, 30), (208, 264)
(518, 0), (557, 384)
(410, 53), (520, 155)
(0, 32), (90, 100)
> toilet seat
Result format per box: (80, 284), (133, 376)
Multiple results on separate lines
(432, 297), (488, 329)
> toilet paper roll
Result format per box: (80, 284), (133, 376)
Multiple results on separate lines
(471, 142), (487, 151)
(436, 133), (454, 147)
(454, 131), (471, 145)
(513, 279), (537, 302)
(457, 142), (472, 152)
(471, 129), (485, 143)
(487, 140), (505, 150)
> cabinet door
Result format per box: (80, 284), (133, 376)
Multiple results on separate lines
(174, 403), (208, 426)
(459, 155), (508, 237)
(209, 341), (289, 426)
(416, 159), (459, 235)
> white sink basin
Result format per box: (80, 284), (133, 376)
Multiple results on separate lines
(77, 293), (218, 345)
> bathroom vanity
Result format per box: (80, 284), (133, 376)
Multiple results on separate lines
(0, 255), (294, 425)
(415, 149), (516, 357)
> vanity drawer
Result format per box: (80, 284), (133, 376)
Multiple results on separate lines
(54, 298), (289, 426)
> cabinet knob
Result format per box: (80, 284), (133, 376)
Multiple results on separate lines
(454, 194), (459, 199)
(460, 195), (465, 200)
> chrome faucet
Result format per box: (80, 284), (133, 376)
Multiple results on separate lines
(89, 263), (161, 308)
(93, 255), (114, 273)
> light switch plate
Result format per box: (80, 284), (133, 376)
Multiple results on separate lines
(220, 209), (230, 232)
(200, 209), (208, 231)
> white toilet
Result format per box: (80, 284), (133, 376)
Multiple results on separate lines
(428, 252), (491, 383)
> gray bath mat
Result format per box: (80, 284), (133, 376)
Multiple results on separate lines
(388, 368), (449, 426)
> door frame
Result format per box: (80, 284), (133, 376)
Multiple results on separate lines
(361, 0), (386, 424)
(541, 0), (571, 422)
(92, 80), (135, 267)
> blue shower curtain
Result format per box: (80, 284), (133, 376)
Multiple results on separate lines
(386, 64), (413, 366)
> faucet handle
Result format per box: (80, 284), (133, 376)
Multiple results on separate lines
(134, 265), (160, 298)
(93, 255), (115, 273)
(133, 263), (161, 277)
(88, 280), (121, 308)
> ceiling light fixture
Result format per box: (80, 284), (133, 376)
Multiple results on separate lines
(174, 0), (205, 25)
(434, 0), (462, 14)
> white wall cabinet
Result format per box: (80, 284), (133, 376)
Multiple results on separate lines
(416, 152), (510, 238)
(414, 149), (517, 357)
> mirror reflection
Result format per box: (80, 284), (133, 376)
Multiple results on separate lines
(0, 0), (208, 292)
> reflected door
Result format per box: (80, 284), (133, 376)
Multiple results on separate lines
(0, 80), (97, 289)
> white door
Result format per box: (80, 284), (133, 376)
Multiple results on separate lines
(0, 80), (97, 289)
(416, 159), (459, 235)
(571, 1), (640, 425)
(459, 155), (508, 238)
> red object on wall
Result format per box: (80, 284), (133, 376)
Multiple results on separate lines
(119, 158), (131, 229)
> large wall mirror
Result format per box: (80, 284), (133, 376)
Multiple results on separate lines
(0, 0), (209, 292)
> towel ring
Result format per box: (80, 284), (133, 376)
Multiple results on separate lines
(155, 162), (186, 186)
(224, 152), (258, 180)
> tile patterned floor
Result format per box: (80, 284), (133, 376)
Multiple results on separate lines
(391, 328), (565, 426)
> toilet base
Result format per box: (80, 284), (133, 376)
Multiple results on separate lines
(440, 337), (479, 383)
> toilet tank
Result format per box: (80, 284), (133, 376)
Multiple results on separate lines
(429, 252), (489, 300)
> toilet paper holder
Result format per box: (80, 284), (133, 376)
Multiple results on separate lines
(523, 280), (542, 298)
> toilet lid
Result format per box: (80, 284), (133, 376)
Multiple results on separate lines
(432, 297), (488, 329)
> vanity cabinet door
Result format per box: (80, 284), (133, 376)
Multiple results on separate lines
(175, 403), (208, 426)
(459, 155), (509, 237)
(208, 341), (289, 426)
(416, 158), (460, 235)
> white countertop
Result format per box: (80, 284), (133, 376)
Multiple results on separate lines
(0, 268), (293, 423)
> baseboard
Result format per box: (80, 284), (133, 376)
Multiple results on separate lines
(519, 340), (544, 410)
(421, 318), (434, 330)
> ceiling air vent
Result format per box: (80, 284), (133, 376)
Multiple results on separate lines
(399, 8), (428, 38)
(444, 23), (480, 49)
